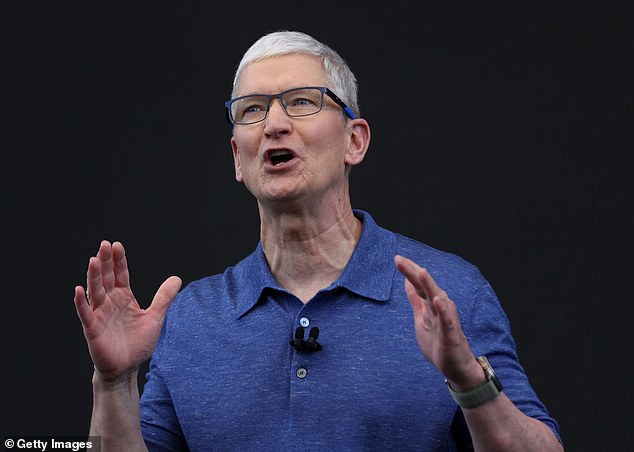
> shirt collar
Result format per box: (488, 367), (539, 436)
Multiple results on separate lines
(233, 210), (397, 318)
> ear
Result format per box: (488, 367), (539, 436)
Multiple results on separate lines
(230, 136), (243, 182)
(344, 118), (371, 167)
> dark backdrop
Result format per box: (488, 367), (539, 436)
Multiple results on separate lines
(2, 1), (632, 450)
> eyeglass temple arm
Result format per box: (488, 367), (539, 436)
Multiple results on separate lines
(325, 89), (356, 119)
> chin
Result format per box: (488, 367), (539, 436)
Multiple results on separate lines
(256, 179), (306, 202)
(262, 191), (303, 206)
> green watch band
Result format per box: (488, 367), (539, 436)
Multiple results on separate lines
(446, 356), (503, 409)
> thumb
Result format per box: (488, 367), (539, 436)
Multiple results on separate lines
(148, 276), (182, 321)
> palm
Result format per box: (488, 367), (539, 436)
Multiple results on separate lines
(83, 287), (154, 377)
(74, 241), (181, 382)
(409, 290), (464, 369)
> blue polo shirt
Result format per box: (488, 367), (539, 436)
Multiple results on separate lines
(140, 210), (561, 451)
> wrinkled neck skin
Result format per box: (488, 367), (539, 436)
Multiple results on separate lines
(258, 178), (361, 303)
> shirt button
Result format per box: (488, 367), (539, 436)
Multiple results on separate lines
(299, 317), (310, 327)
(296, 368), (308, 379)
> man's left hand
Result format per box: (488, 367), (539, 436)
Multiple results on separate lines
(394, 255), (484, 390)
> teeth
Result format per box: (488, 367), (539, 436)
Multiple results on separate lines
(269, 149), (294, 166)
(270, 149), (292, 158)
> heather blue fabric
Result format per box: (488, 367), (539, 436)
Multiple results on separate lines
(140, 210), (561, 451)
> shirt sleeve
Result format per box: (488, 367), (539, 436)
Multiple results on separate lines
(463, 279), (562, 444)
(140, 358), (190, 452)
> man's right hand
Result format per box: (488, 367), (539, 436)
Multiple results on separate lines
(74, 241), (181, 384)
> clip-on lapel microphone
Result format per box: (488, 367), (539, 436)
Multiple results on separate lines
(290, 326), (322, 352)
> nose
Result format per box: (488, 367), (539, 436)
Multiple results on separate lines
(263, 97), (292, 137)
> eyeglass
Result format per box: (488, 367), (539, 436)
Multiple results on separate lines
(224, 86), (356, 126)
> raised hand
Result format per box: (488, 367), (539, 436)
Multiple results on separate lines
(394, 255), (483, 389)
(74, 241), (181, 383)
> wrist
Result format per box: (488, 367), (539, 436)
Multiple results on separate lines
(446, 356), (504, 409)
(446, 357), (487, 392)
(92, 367), (139, 392)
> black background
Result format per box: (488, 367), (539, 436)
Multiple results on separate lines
(2, 1), (632, 450)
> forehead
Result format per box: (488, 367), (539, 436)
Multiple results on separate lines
(236, 53), (328, 96)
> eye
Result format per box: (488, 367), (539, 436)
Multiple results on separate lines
(244, 103), (265, 113)
(233, 96), (268, 120)
(287, 95), (318, 107)
(290, 96), (315, 107)
(284, 89), (322, 112)
(242, 102), (266, 115)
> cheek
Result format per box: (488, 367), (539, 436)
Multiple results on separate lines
(233, 134), (260, 165)
(308, 121), (348, 161)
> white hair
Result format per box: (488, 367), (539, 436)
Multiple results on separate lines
(231, 30), (360, 117)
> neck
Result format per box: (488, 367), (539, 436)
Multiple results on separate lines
(259, 196), (361, 303)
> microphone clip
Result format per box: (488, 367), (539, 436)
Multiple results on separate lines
(290, 326), (322, 352)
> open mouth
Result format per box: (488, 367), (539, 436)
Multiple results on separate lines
(269, 149), (295, 166)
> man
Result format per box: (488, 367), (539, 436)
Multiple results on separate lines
(74, 31), (563, 451)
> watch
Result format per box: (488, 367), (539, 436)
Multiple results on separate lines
(446, 356), (503, 409)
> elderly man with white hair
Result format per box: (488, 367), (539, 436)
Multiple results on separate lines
(74, 30), (563, 451)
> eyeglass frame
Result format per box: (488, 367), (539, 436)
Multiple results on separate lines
(224, 86), (356, 126)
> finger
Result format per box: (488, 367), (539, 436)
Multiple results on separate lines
(86, 256), (107, 309)
(147, 276), (182, 323)
(395, 254), (444, 299)
(398, 255), (449, 312)
(98, 240), (115, 292)
(405, 279), (435, 329)
(404, 278), (426, 316)
(73, 285), (94, 329)
(416, 266), (445, 301)
(431, 292), (464, 341)
(394, 255), (437, 315)
(112, 241), (130, 288)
